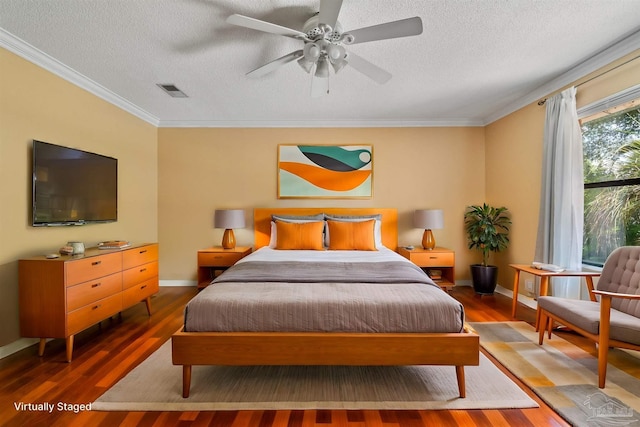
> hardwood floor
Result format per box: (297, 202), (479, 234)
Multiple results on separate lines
(0, 285), (612, 427)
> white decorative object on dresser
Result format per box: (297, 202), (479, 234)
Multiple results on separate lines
(19, 243), (159, 362)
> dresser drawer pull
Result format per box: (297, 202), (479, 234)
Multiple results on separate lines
(139, 250), (147, 254)
(140, 268), (147, 273)
(429, 256), (438, 259)
(140, 285), (147, 290)
(92, 304), (101, 310)
(91, 283), (101, 288)
(92, 260), (102, 266)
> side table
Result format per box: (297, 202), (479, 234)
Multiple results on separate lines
(197, 246), (252, 289)
(509, 263), (600, 330)
(397, 247), (455, 292)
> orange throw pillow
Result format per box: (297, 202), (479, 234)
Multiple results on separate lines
(275, 221), (325, 250)
(327, 220), (376, 250)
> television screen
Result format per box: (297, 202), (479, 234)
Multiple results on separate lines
(32, 140), (117, 226)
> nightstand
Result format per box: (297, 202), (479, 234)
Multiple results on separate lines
(397, 247), (455, 292)
(197, 246), (252, 289)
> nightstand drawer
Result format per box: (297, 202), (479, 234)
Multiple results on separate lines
(409, 252), (454, 267)
(198, 252), (244, 267)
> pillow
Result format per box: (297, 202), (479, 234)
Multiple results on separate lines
(324, 214), (383, 248)
(271, 213), (324, 222)
(326, 220), (377, 251)
(275, 221), (325, 250)
(269, 214), (325, 248)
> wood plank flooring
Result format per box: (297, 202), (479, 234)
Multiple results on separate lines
(0, 285), (625, 426)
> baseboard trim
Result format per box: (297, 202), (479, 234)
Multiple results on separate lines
(159, 279), (197, 287)
(495, 284), (538, 311)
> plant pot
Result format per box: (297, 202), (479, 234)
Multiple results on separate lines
(470, 264), (498, 295)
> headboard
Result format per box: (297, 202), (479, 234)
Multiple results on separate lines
(254, 208), (398, 249)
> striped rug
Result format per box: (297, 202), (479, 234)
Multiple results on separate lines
(469, 321), (640, 427)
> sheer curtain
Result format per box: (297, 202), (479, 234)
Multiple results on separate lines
(535, 87), (584, 299)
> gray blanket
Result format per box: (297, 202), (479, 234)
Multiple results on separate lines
(213, 260), (438, 287)
(185, 259), (464, 333)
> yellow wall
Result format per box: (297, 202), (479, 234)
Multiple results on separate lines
(0, 48), (158, 346)
(3, 40), (638, 351)
(485, 50), (640, 295)
(158, 127), (486, 281)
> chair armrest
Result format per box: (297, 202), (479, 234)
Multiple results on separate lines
(592, 290), (640, 300)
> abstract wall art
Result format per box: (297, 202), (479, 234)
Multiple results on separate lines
(278, 145), (373, 199)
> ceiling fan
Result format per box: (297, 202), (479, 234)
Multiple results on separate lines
(226, 0), (423, 97)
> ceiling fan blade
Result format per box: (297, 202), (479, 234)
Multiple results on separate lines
(345, 16), (423, 44)
(227, 14), (308, 39)
(345, 51), (392, 84)
(318, 0), (343, 29)
(246, 50), (304, 78)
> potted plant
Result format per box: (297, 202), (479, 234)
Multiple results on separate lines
(464, 203), (511, 295)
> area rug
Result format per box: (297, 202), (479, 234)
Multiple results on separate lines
(469, 321), (640, 427)
(92, 340), (537, 411)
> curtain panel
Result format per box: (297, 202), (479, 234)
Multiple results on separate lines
(535, 87), (584, 299)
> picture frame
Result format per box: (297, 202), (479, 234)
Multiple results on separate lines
(277, 144), (373, 199)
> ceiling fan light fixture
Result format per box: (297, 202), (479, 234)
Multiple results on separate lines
(297, 57), (314, 73)
(314, 57), (330, 78)
(326, 44), (345, 61)
(331, 58), (347, 74)
(303, 43), (321, 61)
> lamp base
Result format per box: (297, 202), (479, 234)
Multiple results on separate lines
(422, 229), (435, 250)
(221, 229), (236, 249)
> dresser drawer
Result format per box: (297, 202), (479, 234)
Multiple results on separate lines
(123, 261), (158, 289)
(67, 293), (122, 335)
(198, 252), (244, 267)
(123, 244), (158, 270)
(409, 252), (454, 267)
(65, 252), (122, 286)
(66, 272), (122, 312)
(122, 277), (158, 308)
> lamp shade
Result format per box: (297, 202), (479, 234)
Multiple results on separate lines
(413, 209), (444, 230)
(214, 209), (245, 229)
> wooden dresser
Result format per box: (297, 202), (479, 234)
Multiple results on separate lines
(19, 243), (159, 362)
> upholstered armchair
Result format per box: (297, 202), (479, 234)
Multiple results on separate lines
(537, 246), (640, 388)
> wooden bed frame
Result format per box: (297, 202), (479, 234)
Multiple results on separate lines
(172, 208), (479, 398)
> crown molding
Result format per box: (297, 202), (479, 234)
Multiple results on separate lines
(156, 119), (485, 128)
(3, 25), (638, 129)
(0, 28), (159, 126)
(483, 30), (640, 125)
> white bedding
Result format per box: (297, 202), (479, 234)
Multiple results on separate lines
(237, 246), (408, 264)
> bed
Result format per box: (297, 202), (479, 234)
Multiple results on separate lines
(172, 208), (479, 398)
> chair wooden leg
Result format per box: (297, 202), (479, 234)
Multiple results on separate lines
(598, 296), (613, 388)
(538, 311), (548, 345)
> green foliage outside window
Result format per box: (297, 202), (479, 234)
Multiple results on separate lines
(582, 103), (640, 266)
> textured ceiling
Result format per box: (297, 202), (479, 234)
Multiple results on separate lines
(1, 0), (640, 127)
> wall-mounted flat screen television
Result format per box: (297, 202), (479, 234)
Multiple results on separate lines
(32, 140), (118, 226)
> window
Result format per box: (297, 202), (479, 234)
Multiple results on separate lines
(581, 91), (640, 267)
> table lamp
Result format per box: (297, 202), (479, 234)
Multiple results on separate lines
(214, 209), (245, 249)
(413, 209), (444, 250)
